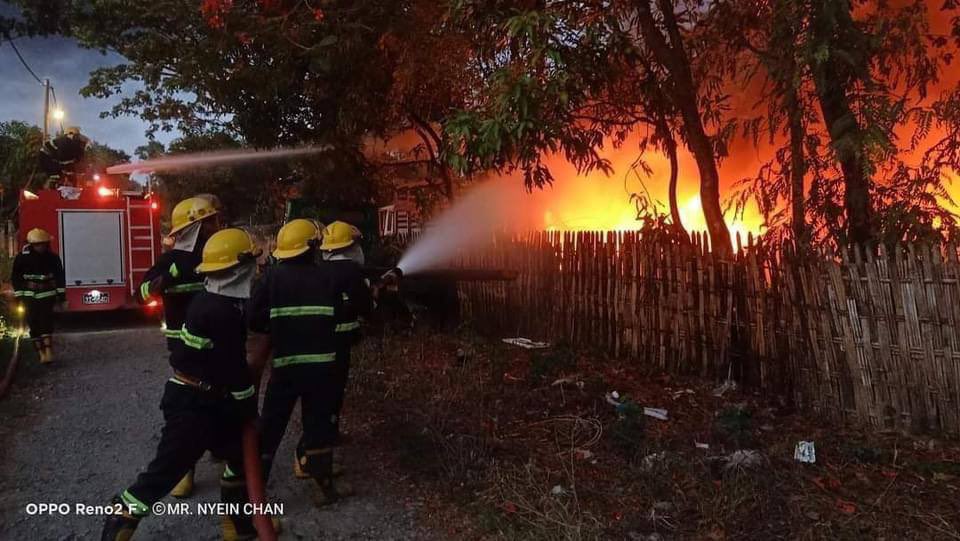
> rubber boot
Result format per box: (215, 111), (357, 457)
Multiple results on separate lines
(302, 448), (352, 506)
(33, 339), (50, 365)
(170, 469), (194, 498)
(294, 449), (344, 479)
(220, 475), (257, 541)
(100, 497), (141, 541)
(42, 336), (54, 364)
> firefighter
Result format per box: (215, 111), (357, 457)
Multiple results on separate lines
(138, 195), (222, 499)
(39, 126), (88, 186)
(249, 219), (369, 506)
(11, 228), (65, 364)
(319, 222), (370, 429)
(101, 229), (262, 541)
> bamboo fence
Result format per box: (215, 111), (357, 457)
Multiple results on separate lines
(455, 231), (960, 436)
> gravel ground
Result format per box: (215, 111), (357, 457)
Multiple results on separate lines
(0, 325), (433, 540)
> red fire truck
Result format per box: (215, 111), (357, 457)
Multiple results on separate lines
(18, 183), (163, 312)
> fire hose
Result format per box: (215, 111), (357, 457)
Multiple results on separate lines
(0, 334), (21, 400)
(242, 421), (277, 541)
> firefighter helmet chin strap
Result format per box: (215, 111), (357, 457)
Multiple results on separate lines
(321, 244), (365, 265)
(173, 221), (202, 253)
(204, 262), (256, 299)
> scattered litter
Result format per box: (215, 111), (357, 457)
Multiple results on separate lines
(695, 442), (711, 450)
(643, 407), (669, 421)
(502, 337), (550, 349)
(760, 424), (774, 432)
(713, 380), (738, 397)
(794, 441), (817, 463)
(606, 393), (668, 420)
(552, 377), (585, 389)
(550, 485), (566, 495)
(641, 452), (669, 472)
(723, 450), (764, 472)
(672, 388), (695, 398)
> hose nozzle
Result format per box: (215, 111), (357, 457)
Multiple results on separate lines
(381, 267), (403, 285)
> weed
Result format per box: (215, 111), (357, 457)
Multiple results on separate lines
(715, 404), (753, 447)
(530, 342), (576, 382)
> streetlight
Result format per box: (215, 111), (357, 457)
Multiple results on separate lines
(52, 109), (65, 121)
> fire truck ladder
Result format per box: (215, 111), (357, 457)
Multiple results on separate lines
(126, 196), (157, 297)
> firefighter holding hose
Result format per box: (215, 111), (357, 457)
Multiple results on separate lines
(101, 229), (263, 541)
(319, 222), (371, 432)
(138, 195), (222, 499)
(249, 219), (370, 506)
(11, 228), (65, 364)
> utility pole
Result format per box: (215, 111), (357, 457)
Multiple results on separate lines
(42, 78), (50, 141)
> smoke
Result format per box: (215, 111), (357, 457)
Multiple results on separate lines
(397, 180), (515, 274)
(105, 145), (332, 174)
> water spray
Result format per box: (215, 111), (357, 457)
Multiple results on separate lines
(396, 181), (512, 275)
(105, 145), (333, 175)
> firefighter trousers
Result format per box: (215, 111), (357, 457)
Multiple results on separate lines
(24, 297), (55, 339)
(259, 363), (345, 480)
(120, 381), (253, 519)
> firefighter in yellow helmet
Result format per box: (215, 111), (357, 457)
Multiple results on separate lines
(138, 196), (222, 499)
(11, 228), (65, 364)
(248, 219), (369, 505)
(102, 229), (263, 541)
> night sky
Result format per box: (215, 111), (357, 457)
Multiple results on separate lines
(1, 33), (176, 155)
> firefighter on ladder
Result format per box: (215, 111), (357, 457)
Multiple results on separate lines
(101, 229), (263, 541)
(249, 219), (370, 506)
(11, 228), (65, 364)
(139, 195), (222, 499)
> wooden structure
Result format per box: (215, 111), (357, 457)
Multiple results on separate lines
(457, 231), (960, 436)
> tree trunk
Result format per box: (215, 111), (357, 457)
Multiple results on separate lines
(636, 0), (732, 256)
(659, 122), (686, 238)
(812, 76), (873, 245)
(809, 3), (874, 245)
(786, 82), (807, 246)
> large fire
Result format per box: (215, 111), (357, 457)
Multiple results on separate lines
(499, 135), (767, 239)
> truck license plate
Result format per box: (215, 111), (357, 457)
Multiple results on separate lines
(82, 291), (110, 305)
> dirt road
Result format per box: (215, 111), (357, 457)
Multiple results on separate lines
(0, 326), (431, 540)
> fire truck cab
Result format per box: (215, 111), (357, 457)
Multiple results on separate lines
(18, 184), (162, 312)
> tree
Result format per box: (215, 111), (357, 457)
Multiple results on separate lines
(7, 0), (476, 208)
(445, 2), (736, 254)
(0, 121), (43, 215)
(724, 0), (959, 247)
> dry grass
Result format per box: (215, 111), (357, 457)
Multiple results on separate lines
(347, 327), (960, 540)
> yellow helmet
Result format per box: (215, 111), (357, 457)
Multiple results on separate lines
(320, 221), (357, 251)
(273, 219), (320, 260)
(170, 196), (219, 235)
(196, 228), (261, 274)
(27, 228), (52, 244)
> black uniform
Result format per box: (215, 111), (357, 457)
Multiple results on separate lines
(11, 246), (65, 338)
(139, 247), (205, 350)
(249, 256), (370, 481)
(116, 291), (256, 532)
(327, 259), (371, 414)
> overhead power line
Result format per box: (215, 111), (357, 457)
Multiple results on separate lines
(5, 36), (43, 85)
